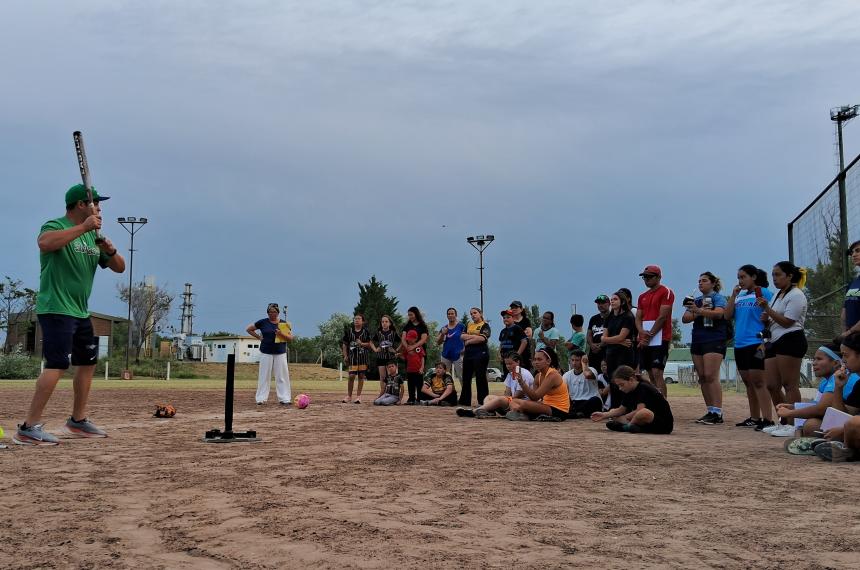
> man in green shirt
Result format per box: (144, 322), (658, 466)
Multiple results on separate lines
(14, 185), (126, 446)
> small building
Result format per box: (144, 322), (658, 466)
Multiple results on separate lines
(4, 311), (129, 358)
(204, 335), (263, 363)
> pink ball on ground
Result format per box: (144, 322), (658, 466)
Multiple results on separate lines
(294, 394), (311, 409)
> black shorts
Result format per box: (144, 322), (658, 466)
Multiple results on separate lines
(690, 340), (727, 357)
(735, 344), (765, 371)
(640, 341), (670, 370)
(375, 357), (396, 367)
(38, 314), (98, 370)
(529, 406), (568, 421)
(639, 418), (673, 434)
(765, 330), (808, 359)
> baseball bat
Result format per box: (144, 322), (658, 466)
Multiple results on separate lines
(72, 130), (103, 242)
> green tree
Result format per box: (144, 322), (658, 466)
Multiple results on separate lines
(1, 276), (38, 350)
(528, 304), (541, 327)
(318, 313), (352, 368)
(804, 225), (847, 344)
(354, 275), (402, 334)
(117, 280), (174, 362)
(672, 318), (683, 346)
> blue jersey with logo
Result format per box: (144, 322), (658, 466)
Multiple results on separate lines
(441, 322), (465, 361)
(733, 288), (773, 348)
(844, 275), (860, 331)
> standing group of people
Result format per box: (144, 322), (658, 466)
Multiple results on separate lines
(13, 183), (859, 462)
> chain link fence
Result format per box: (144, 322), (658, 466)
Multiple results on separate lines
(788, 153), (860, 350)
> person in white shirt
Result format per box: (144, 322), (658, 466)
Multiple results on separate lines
(757, 261), (809, 438)
(456, 353), (534, 418)
(563, 351), (603, 418)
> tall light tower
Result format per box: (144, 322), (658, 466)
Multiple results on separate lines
(117, 216), (148, 377)
(466, 235), (495, 315)
(831, 105), (859, 286)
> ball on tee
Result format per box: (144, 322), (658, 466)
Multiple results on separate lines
(294, 394), (311, 409)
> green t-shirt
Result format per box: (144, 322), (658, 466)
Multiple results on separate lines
(35, 216), (109, 318)
(568, 331), (586, 352)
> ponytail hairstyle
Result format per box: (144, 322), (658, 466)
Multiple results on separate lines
(841, 331), (860, 354)
(775, 261), (807, 289)
(700, 271), (722, 292)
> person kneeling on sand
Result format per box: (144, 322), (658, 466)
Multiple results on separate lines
(456, 352), (534, 418)
(563, 351), (603, 419)
(373, 362), (406, 406)
(590, 365), (674, 434)
(506, 347), (570, 422)
(418, 362), (458, 406)
(778, 344), (858, 438)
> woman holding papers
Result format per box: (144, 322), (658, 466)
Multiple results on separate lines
(246, 302), (293, 406)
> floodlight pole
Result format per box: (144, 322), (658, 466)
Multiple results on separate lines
(466, 235), (495, 314)
(117, 217), (148, 373)
(831, 105), (859, 287)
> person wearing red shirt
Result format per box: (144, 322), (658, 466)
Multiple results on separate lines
(635, 265), (675, 397)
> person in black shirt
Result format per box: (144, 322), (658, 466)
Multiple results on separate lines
(460, 307), (491, 406)
(401, 306), (429, 404)
(509, 300), (533, 362)
(370, 314), (401, 398)
(602, 292), (636, 410)
(590, 365), (673, 434)
(587, 295), (611, 371)
(499, 310), (529, 373)
(341, 314), (372, 403)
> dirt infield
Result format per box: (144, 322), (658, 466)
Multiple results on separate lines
(1, 387), (858, 570)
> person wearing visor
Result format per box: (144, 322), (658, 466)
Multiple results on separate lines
(587, 295), (611, 372)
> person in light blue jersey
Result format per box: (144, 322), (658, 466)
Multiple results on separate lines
(682, 272), (729, 425)
(776, 344), (859, 437)
(724, 265), (774, 430)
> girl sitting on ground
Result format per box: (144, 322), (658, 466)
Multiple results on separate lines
(456, 352), (534, 418)
(373, 362), (405, 406)
(419, 362), (458, 406)
(506, 347), (570, 421)
(777, 344), (858, 436)
(590, 365), (674, 434)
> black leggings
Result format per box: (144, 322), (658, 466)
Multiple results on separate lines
(605, 348), (634, 411)
(406, 372), (423, 402)
(460, 354), (490, 406)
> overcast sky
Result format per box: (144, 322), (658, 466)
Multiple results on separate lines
(2, 1), (860, 338)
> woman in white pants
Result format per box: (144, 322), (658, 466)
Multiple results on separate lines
(246, 303), (292, 405)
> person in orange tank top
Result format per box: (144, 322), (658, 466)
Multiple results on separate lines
(507, 347), (569, 422)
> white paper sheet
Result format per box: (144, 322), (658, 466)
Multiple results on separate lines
(643, 320), (662, 346)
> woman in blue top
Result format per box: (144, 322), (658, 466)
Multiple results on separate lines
(246, 302), (292, 406)
(682, 272), (728, 425)
(777, 343), (858, 437)
(724, 265), (774, 429)
(437, 308), (465, 386)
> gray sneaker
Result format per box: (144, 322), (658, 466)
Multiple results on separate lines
(63, 417), (107, 438)
(505, 410), (530, 421)
(13, 423), (60, 446)
(474, 408), (493, 418)
(814, 441), (858, 462)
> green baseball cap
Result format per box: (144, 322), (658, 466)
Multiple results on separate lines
(65, 184), (110, 206)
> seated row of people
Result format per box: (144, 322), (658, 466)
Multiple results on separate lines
(780, 332), (860, 462)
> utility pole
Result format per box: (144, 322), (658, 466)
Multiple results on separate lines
(831, 105), (859, 286)
(466, 235), (495, 315)
(117, 216), (148, 378)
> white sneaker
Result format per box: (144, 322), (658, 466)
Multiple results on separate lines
(770, 424), (797, 437)
(761, 424), (781, 434)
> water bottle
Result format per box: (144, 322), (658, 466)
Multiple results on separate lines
(702, 296), (713, 328)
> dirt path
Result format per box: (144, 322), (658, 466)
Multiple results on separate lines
(1, 388), (858, 569)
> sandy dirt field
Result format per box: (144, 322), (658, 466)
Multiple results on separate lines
(1, 387), (858, 570)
